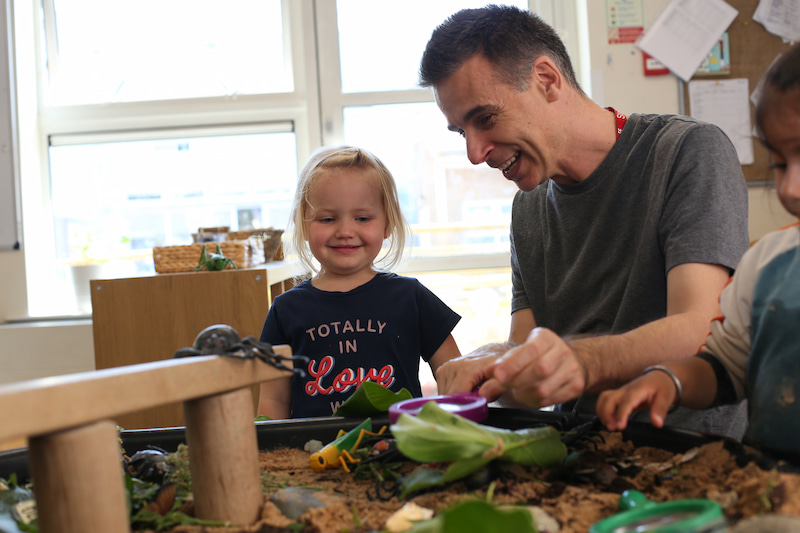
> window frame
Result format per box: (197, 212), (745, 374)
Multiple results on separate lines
(16, 0), (586, 317)
(314, 0), (585, 274)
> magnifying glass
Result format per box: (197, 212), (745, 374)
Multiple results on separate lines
(388, 392), (489, 424)
(589, 490), (727, 533)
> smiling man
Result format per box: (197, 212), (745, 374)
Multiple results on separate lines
(420, 5), (750, 438)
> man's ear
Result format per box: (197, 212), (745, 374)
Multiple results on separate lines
(531, 56), (563, 102)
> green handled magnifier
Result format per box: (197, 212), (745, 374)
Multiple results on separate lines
(589, 490), (727, 533)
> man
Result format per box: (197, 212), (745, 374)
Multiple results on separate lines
(420, 5), (749, 438)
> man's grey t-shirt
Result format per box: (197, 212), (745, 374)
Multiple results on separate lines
(510, 113), (749, 439)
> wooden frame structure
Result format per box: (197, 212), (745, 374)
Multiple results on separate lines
(0, 347), (293, 532)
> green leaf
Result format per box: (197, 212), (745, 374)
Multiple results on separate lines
(392, 402), (566, 495)
(392, 402), (566, 467)
(407, 500), (536, 533)
(391, 403), (500, 462)
(399, 467), (447, 499)
(334, 381), (413, 417)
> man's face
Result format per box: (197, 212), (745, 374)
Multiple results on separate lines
(433, 54), (553, 192)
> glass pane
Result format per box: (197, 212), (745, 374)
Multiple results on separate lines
(48, 0), (289, 105)
(343, 102), (517, 257)
(336, 0), (529, 93)
(49, 130), (297, 313)
(412, 267), (513, 396)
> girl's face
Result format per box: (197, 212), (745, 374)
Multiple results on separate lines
(762, 88), (800, 218)
(305, 167), (390, 285)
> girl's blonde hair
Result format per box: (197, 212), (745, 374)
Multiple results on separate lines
(288, 145), (410, 275)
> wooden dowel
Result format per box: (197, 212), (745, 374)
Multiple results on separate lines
(28, 420), (130, 533)
(184, 387), (262, 525)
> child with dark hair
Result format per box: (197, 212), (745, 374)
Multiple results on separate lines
(597, 44), (800, 458)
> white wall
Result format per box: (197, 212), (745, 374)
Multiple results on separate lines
(0, 0), (795, 386)
(585, 0), (793, 244)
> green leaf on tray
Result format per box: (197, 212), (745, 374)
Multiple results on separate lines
(408, 500), (536, 533)
(392, 401), (566, 497)
(334, 381), (413, 417)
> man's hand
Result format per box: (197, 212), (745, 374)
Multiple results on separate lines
(435, 342), (513, 398)
(481, 327), (587, 408)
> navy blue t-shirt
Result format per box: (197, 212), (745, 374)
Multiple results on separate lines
(260, 272), (461, 418)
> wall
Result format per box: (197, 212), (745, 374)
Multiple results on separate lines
(585, 0), (794, 243)
(0, 0), (796, 387)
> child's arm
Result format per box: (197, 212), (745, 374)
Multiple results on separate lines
(596, 356), (718, 431)
(428, 334), (461, 376)
(257, 376), (292, 420)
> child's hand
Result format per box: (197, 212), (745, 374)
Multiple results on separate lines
(596, 370), (679, 432)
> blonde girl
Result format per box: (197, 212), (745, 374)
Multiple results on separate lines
(258, 146), (461, 419)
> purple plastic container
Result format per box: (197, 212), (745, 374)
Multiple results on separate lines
(388, 392), (489, 424)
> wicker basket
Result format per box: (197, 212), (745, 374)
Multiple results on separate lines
(152, 241), (258, 273)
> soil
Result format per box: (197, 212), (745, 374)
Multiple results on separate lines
(147, 430), (800, 533)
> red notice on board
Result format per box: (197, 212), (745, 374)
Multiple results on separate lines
(608, 26), (644, 44)
(642, 52), (670, 76)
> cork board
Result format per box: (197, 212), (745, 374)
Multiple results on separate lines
(682, 0), (795, 182)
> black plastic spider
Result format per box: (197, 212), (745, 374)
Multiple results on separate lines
(173, 324), (307, 378)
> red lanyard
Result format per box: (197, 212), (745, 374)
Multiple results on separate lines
(606, 107), (627, 139)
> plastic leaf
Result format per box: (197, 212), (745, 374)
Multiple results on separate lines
(392, 402), (566, 495)
(334, 381), (413, 417)
(392, 401), (566, 467)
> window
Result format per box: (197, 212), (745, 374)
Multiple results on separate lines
(45, 0), (291, 105)
(19, 0), (586, 328)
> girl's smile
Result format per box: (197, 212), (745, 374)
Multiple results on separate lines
(305, 167), (390, 290)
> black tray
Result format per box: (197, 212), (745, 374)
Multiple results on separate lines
(0, 407), (723, 484)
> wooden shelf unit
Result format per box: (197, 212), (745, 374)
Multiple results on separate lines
(90, 262), (297, 430)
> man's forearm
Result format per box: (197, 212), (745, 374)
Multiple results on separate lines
(569, 311), (712, 394)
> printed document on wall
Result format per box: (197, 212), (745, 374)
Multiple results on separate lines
(754, 0), (800, 42)
(688, 79), (754, 165)
(636, 0), (737, 81)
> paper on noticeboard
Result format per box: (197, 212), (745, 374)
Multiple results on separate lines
(636, 0), (738, 82)
(688, 78), (754, 165)
(754, 0), (800, 42)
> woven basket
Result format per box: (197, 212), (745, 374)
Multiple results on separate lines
(153, 241), (258, 273)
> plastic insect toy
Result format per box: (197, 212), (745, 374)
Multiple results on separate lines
(194, 244), (237, 271)
(126, 446), (172, 484)
(173, 324), (308, 378)
(309, 418), (387, 473)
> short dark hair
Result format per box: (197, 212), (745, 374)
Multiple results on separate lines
(755, 43), (800, 142)
(419, 4), (582, 93)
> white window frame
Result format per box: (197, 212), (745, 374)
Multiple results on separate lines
(314, 0), (586, 274)
(13, 0), (587, 317)
(19, 0), (323, 316)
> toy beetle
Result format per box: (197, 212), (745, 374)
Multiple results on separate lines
(126, 446), (172, 484)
